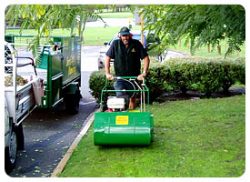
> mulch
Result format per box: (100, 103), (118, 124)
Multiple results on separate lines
(155, 87), (245, 103)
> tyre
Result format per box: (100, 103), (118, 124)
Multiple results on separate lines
(65, 89), (81, 114)
(5, 128), (18, 174)
(5, 123), (24, 174)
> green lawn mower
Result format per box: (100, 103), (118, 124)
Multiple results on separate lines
(93, 76), (154, 145)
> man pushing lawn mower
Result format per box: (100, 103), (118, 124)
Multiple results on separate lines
(93, 27), (153, 146)
(105, 26), (150, 110)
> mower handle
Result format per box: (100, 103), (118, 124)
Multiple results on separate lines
(107, 76), (145, 86)
(114, 76), (137, 80)
(113, 76), (145, 81)
(101, 75), (149, 111)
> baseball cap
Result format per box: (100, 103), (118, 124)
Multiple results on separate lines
(119, 27), (130, 36)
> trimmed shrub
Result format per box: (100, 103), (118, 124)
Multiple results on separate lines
(89, 71), (113, 103)
(146, 65), (169, 102)
(164, 57), (245, 96)
(89, 57), (245, 102)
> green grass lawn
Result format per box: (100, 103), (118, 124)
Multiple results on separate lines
(169, 39), (245, 59)
(60, 95), (245, 177)
(5, 25), (141, 46)
(99, 12), (133, 19)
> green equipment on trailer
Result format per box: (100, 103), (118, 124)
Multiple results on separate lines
(5, 35), (82, 114)
(94, 76), (153, 145)
(37, 36), (81, 114)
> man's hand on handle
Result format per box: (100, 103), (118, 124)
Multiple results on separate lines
(106, 73), (114, 80)
(137, 72), (147, 81)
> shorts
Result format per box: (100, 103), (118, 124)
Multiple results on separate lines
(113, 79), (136, 98)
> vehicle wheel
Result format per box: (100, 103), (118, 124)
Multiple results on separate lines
(65, 89), (81, 114)
(5, 128), (18, 174)
(16, 123), (24, 150)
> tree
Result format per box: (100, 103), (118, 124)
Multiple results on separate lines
(140, 5), (245, 57)
(5, 5), (105, 58)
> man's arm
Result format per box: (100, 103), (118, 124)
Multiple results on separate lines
(105, 56), (113, 80)
(137, 55), (150, 80)
(142, 55), (150, 75)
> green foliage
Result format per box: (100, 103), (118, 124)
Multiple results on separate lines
(146, 65), (169, 102)
(141, 5), (245, 57)
(89, 57), (245, 102)
(89, 71), (113, 103)
(5, 5), (105, 58)
(165, 58), (245, 96)
(218, 58), (245, 92)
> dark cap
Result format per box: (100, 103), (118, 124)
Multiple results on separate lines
(119, 26), (130, 36)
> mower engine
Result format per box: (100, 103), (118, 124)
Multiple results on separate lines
(107, 97), (125, 111)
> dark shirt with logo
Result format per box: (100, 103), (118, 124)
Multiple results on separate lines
(106, 39), (148, 76)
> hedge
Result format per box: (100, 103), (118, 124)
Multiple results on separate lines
(89, 57), (245, 103)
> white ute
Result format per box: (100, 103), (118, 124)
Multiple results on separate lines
(4, 42), (44, 173)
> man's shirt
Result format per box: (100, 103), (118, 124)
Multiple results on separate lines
(106, 39), (148, 76)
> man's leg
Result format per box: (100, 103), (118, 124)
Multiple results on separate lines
(114, 79), (137, 110)
(129, 97), (136, 110)
(113, 80), (125, 97)
(114, 80), (129, 109)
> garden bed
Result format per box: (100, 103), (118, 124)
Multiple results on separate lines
(155, 86), (245, 102)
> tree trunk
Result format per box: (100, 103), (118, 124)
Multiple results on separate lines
(178, 39), (182, 48)
(217, 44), (221, 55)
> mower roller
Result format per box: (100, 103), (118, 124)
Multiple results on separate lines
(93, 76), (153, 145)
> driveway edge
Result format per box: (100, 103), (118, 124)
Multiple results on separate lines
(51, 110), (97, 177)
